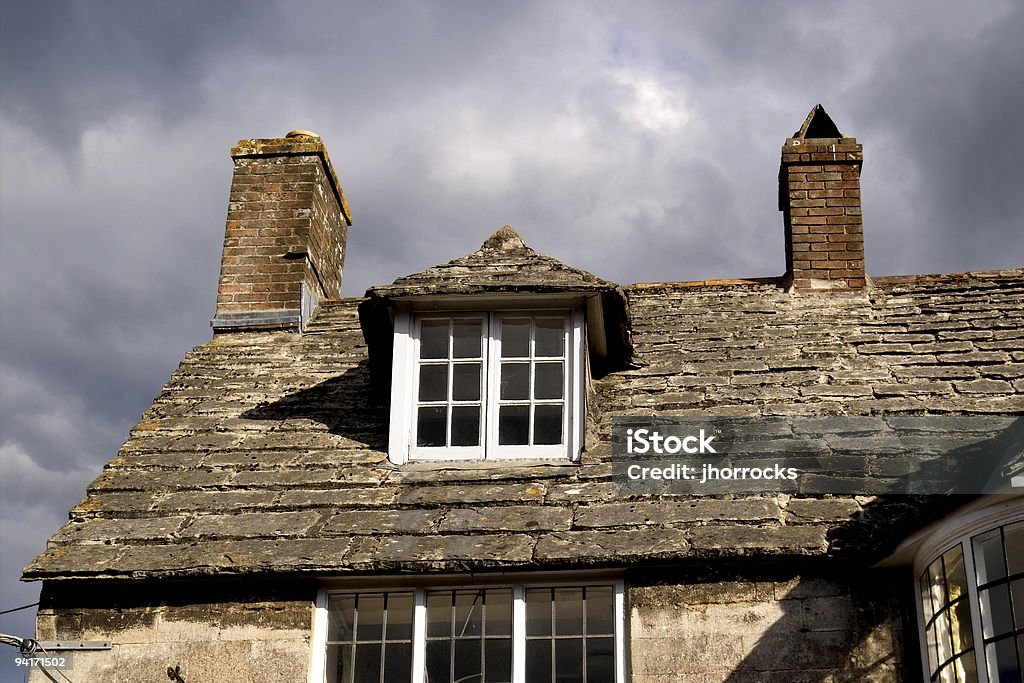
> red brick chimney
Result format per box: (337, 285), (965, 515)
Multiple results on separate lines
(779, 105), (865, 290)
(211, 131), (352, 331)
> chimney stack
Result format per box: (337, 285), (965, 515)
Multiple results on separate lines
(211, 131), (352, 331)
(779, 105), (865, 290)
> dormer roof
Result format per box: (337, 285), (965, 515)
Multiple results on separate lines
(367, 226), (618, 298)
(359, 227), (633, 377)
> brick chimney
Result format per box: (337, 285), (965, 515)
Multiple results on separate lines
(779, 105), (865, 290)
(211, 131), (352, 331)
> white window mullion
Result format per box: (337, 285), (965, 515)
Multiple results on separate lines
(570, 308), (585, 461)
(411, 588), (427, 683)
(309, 589), (329, 683)
(388, 310), (414, 465)
(512, 584), (526, 683)
(614, 580), (626, 683)
(962, 540), (991, 683)
(486, 314), (501, 459)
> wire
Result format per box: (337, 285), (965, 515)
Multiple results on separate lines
(0, 602), (39, 615)
(33, 641), (76, 683)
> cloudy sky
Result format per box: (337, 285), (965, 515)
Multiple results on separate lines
(0, 0), (1022, 675)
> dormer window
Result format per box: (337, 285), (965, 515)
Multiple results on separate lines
(389, 306), (585, 463)
(360, 226), (631, 466)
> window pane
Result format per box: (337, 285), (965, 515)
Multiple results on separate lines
(484, 638), (512, 682)
(418, 364), (448, 402)
(944, 546), (968, 603)
(986, 637), (1020, 683)
(525, 639), (552, 683)
(327, 643), (348, 683)
(425, 640), (451, 682)
(427, 592), (452, 638)
(385, 593), (413, 641)
(353, 642), (381, 682)
(936, 612), (952, 665)
(526, 589), (552, 637)
(1019, 634), (1024, 676)
(922, 572), (936, 622)
(501, 319), (530, 358)
(534, 405), (563, 446)
(498, 406), (530, 445)
(356, 595), (384, 642)
(1006, 522), (1024, 577)
(453, 319), (483, 358)
(554, 638), (583, 681)
(929, 557), (947, 607)
(1013, 579), (1024, 630)
(950, 598), (974, 654)
(953, 653), (977, 683)
(926, 623), (939, 674)
(981, 583), (1014, 639)
(500, 363), (530, 400)
(383, 642), (412, 683)
(585, 587), (615, 637)
(454, 639), (482, 682)
(329, 594), (356, 642)
(452, 363), (481, 401)
(455, 590), (484, 638)
(534, 362), (563, 400)
(534, 318), (565, 357)
(420, 320), (449, 359)
(451, 406), (481, 447)
(554, 588), (584, 636)
(417, 406), (447, 447)
(586, 637), (615, 683)
(486, 590), (512, 637)
(975, 528), (1007, 585)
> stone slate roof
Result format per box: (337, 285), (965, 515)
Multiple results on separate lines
(366, 225), (618, 298)
(360, 227), (632, 375)
(23, 268), (1024, 581)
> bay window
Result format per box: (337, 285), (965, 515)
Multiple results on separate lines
(917, 516), (1024, 682)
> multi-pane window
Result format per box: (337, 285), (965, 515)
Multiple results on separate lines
(918, 520), (1024, 683)
(921, 546), (978, 681)
(415, 317), (486, 451)
(327, 592), (415, 683)
(425, 589), (513, 683)
(524, 586), (616, 683)
(973, 523), (1024, 682)
(396, 309), (583, 462)
(493, 315), (568, 455)
(316, 583), (623, 683)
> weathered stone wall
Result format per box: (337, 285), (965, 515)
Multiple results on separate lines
(30, 580), (315, 683)
(628, 568), (914, 682)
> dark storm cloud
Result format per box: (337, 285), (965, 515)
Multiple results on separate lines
(0, 0), (288, 152)
(1, 5), (1022, 678)
(850, 2), (1024, 273)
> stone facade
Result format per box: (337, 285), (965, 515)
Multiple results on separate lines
(629, 571), (911, 682)
(31, 582), (313, 683)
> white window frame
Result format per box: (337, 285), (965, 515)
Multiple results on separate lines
(309, 578), (627, 683)
(388, 299), (586, 465)
(912, 497), (1024, 683)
